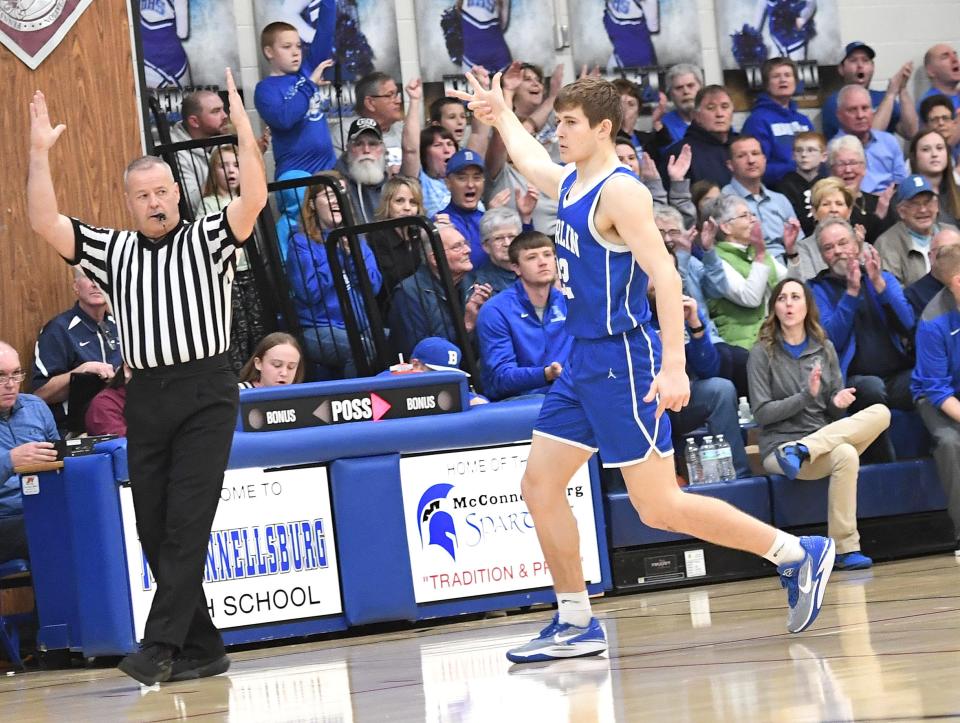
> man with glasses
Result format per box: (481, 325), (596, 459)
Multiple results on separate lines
(32, 269), (122, 432)
(0, 341), (59, 564)
(919, 94), (960, 168)
(352, 71), (407, 168)
(877, 175), (960, 287)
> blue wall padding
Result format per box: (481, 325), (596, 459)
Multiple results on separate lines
(770, 458), (947, 528)
(330, 455), (418, 624)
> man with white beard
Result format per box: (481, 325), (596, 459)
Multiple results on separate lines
(334, 117), (388, 223)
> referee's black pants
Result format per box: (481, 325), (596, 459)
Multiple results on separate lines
(125, 354), (238, 659)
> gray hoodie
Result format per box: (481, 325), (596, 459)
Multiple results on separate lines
(747, 335), (845, 460)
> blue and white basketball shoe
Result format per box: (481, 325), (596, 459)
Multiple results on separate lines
(506, 614), (607, 663)
(779, 535), (835, 633)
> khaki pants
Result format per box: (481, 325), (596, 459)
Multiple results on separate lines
(763, 404), (891, 554)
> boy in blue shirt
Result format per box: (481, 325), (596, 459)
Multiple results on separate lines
(254, 2), (337, 178)
(912, 243), (960, 553)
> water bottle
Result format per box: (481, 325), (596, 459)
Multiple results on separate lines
(699, 436), (719, 483)
(715, 434), (736, 481)
(684, 438), (702, 485)
(738, 396), (753, 425)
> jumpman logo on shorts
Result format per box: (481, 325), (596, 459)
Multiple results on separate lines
(607, 368), (616, 379)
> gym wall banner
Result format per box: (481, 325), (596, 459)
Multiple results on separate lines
(400, 443), (602, 604)
(0, 0), (94, 69)
(138, 0), (240, 89)
(569, 0), (703, 75)
(121, 465), (342, 639)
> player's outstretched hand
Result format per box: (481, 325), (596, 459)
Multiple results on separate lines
(449, 71), (508, 127)
(30, 90), (66, 152)
(644, 366), (690, 419)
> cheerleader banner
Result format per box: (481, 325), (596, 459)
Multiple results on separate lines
(139, 0), (240, 89)
(716, 0), (842, 70)
(414, 0), (557, 83)
(569, 0), (702, 75)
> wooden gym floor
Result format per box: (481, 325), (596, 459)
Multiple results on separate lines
(2, 554), (959, 722)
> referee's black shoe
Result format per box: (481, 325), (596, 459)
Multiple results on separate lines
(118, 642), (175, 685)
(169, 653), (231, 682)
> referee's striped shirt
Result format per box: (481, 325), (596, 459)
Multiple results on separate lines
(68, 211), (241, 369)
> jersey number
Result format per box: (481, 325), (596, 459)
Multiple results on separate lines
(557, 258), (574, 299)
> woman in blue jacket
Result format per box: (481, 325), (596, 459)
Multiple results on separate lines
(286, 172), (382, 377)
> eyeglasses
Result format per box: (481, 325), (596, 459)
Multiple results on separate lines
(832, 160), (865, 169)
(486, 233), (516, 246)
(0, 371), (26, 386)
(658, 228), (684, 240)
(904, 195), (939, 210)
(370, 89), (401, 99)
(445, 240), (469, 252)
(726, 211), (755, 223)
(927, 113), (954, 124)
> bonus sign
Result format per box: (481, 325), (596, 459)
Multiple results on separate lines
(399, 444), (602, 603)
(120, 466), (341, 639)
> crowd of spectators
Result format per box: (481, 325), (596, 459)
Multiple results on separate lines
(8, 34), (960, 568)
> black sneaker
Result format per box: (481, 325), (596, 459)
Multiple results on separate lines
(118, 642), (175, 685)
(169, 653), (231, 682)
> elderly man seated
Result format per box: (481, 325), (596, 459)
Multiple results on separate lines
(0, 341), (59, 563)
(876, 175), (960, 287)
(473, 207), (530, 294)
(808, 219), (915, 462)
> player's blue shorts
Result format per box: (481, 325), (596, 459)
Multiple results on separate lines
(533, 323), (673, 468)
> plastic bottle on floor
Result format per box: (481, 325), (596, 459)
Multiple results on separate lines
(684, 437), (702, 485)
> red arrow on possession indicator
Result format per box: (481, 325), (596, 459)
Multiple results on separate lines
(370, 392), (391, 421)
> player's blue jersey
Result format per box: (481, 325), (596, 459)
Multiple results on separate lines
(140, 0), (188, 85)
(554, 165), (652, 340)
(460, 0), (511, 72)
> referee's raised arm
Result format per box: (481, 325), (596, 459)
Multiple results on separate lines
(223, 68), (268, 241)
(27, 91), (75, 260)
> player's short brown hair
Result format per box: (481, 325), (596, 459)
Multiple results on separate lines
(554, 77), (622, 138)
(260, 21), (297, 51)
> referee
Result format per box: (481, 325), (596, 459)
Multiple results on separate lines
(27, 69), (267, 685)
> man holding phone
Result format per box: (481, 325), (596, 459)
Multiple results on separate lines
(0, 341), (59, 564)
(808, 218), (916, 462)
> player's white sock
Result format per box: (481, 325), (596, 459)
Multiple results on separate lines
(557, 590), (592, 627)
(763, 530), (805, 566)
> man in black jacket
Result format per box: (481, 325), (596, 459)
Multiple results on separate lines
(660, 85), (738, 187)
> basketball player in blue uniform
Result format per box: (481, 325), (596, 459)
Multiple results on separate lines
(452, 73), (835, 663)
(457, 0), (512, 74)
(140, 0), (191, 89)
(603, 0), (659, 72)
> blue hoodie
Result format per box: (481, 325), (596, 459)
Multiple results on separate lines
(477, 280), (573, 400)
(741, 93), (813, 186)
(912, 288), (960, 406)
(254, 0), (337, 178)
(286, 232), (382, 330)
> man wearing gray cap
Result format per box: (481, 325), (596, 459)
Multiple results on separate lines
(821, 41), (918, 140)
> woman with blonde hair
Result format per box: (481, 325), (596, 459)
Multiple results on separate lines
(787, 176), (865, 281)
(748, 277), (890, 570)
(368, 176), (426, 299)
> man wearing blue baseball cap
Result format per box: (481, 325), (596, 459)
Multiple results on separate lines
(821, 42), (919, 141)
(877, 174), (960, 286)
(438, 148), (492, 267)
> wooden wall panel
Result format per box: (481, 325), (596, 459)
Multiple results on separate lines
(1, 0), (142, 385)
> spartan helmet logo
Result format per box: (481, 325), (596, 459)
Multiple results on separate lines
(416, 483), (457, 561)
